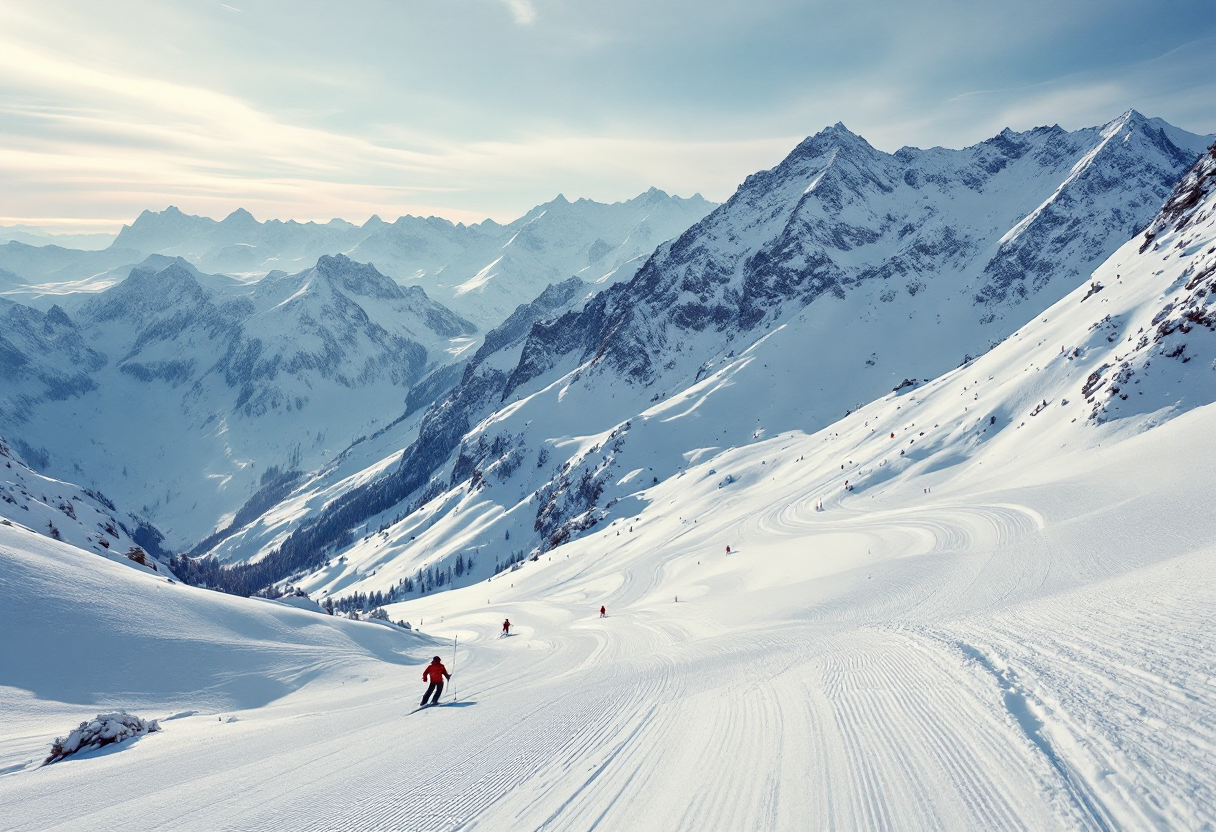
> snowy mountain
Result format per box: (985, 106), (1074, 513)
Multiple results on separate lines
(0, 192), (714, 329)
(109, 207), (369, 278)
(208, 112), (1211, 597)
(0, 436), (167, 572)
(185, 275), (600, 582)
(0, 242), (145, 301)
(0, 255), (477, 547)
(0, 298), (105, 420)
(0, 225), (116, 250)
(349, 189), (717, 328)
(3, 141), (1215, 832)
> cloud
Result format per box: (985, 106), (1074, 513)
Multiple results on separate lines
(503, 0), (536, 25)
(0, 0), (1212, 232)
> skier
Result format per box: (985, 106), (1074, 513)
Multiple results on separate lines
(420, 656), (450, 707)
(502, 618), (511, 636)
(599, 605), (606, 618)
(726, 545), (731, 555)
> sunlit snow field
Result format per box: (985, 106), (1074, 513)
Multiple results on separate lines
(2, 385), (1214, 830)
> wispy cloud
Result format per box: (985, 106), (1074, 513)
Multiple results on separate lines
(503, 0), (536, 25)
(0, 0), (1212, 231)
(0, 33), (790, 228)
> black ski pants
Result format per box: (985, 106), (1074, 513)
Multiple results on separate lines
(421, 681), (444, 706)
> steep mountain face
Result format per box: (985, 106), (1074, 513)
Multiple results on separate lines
(192, 275), (598, 572)
(226, 115), (1211, 600)
(509, 111), (1202, 394)
(0, 299), (105, 426)
(0, 255), (476, 547)
(1081, 141), (1216, 423)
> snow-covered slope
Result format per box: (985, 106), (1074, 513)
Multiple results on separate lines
(232, 113), (1210, 597)
(2, 145), (1214, 830)
(0, 520), (436, 781)
(0, 255), (476, 548)
(0, 437), (166, 571)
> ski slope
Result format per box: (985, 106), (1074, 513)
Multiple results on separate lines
(2, 394), (1214, 830)
(4, 143), (1216, 831)
(4, 142), (1211, 832)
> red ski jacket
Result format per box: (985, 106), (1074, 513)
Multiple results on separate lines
(422, 662), (450, 683)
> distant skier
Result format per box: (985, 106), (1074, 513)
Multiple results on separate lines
(420, 656), (450, 707)
(725, 545), (731, 555)
(502, 618), (511, 636)
(599, 605), (606, 618)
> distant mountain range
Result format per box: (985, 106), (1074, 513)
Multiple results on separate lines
(0, 190), (717, 329)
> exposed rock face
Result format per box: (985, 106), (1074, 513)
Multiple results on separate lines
(1083, 141), (1216, 423)
(508, 112), (1205, 395)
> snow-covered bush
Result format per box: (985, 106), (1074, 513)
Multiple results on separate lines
(44, 712), (160, 765)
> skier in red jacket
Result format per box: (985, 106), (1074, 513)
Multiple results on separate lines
(599, 605), (606, 618)
(420, 656), (450, 707)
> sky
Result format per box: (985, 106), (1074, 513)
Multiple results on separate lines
(2, 0), (1214, 234)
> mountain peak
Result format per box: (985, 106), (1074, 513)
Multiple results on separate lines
(1102, 108), (1151, 137)
(129, 205), (188, 225)
(146, 260), (204, 287)
(79, 260), (211, 325)
(312, 254), (404, 301)
(790, 121), (874, 161)
(222, 208), (258, 226)
(1141, 139), (1216, 245)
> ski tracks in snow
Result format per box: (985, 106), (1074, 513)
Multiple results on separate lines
(933, 550), (1216, 831)
(6, 468), (1214, 830)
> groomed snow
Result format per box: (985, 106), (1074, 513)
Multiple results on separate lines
(2, 386), (1214, 829)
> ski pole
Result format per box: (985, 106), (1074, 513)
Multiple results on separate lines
(451, 635), (458, 702)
